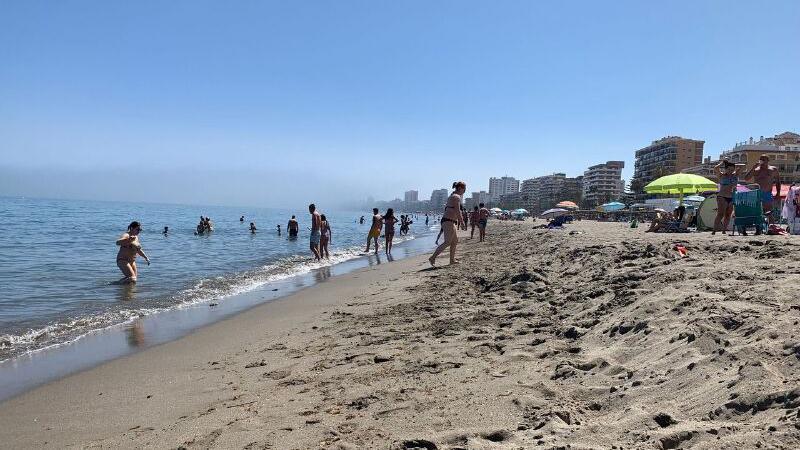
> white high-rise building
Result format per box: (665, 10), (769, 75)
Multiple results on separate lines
(429, 189), (449, 210)
(466, 191), (491, 209)
(488, 176), (520, 203)
(404, 190), (418, 203)
(582, 161), (625, 208)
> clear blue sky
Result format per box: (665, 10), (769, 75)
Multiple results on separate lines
(2, 1), (798, 207)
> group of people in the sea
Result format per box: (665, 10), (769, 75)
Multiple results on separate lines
(195, 216), (214, 235)
(115, 181), (489, 282)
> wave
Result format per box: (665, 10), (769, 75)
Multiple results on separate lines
(0, 233), (420, 362)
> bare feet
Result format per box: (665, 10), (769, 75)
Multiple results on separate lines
(428, 256), (436, 267)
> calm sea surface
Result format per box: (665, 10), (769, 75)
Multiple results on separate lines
(0, 197), (432, 360)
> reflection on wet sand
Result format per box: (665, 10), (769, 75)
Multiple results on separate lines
(117, 283), (137, 302)
(125, 319), (147, 347)
(314, 266), (332, 283)
(125, 320), (146, 348)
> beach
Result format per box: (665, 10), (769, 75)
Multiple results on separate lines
(2, 221), (800, 449)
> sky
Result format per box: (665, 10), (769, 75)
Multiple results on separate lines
(1, 1), (799, 208)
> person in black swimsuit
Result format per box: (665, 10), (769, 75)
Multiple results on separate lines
(429, 181), (466, 266)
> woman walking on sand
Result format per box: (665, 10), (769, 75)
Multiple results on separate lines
(384, 208), (398, 254)
(319, 214), (332, 259)
(116, 221), (150, 283)
(429, 181), (466, 266)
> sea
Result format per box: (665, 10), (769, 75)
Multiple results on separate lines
(0, 196), (436, 365)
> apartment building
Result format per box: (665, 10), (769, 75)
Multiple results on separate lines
(582, 161), (625, 208)
(488, 176), (520, 203)
(631, 136), (704, 193)
(719, 132), (800, 184)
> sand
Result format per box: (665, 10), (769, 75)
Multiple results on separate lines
(2, 221), (800, 449)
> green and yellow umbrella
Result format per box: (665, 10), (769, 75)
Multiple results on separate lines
(644, 173), (717, 195)
(644, 173), (717, 204)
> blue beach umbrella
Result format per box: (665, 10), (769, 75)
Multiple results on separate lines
(600, 202), (626, 212)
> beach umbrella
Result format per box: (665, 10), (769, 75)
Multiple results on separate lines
(540, 208), (568, 217)
(644, 174), (717, 195)
(600, 201), (626, 212)
(645, 174), (717, 206)
(489, 207), (502, 212)
(512, 208), (529, 215)
(556, 201), (578, 210)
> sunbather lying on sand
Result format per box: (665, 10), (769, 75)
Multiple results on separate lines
(645, 211), (671, 233)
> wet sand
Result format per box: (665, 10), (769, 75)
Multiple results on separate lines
(2, 221), (800, 449)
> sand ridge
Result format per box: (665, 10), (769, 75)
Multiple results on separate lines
(2, 221), (800, 449)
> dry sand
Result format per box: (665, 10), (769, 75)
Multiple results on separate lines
(2, 221), (800, 449)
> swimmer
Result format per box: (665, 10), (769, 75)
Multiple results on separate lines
(287, 215), (299, 238)
(116, 221), (150, 283)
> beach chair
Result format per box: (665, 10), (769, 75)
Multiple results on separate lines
(733, 189), (767, 236)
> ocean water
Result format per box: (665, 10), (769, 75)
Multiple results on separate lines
(0, 197), (432, 361)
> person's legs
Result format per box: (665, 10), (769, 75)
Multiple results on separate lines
(131, 261), (138, 279)
(713, 197), (727, 234)
(449, 233), (459, 264)
(723, 202), (734, 232)
(117, 260), (135, 281)
(429, 240), (450, 265)
(310, 234), (321, 260)
(430, 222), (457, 265)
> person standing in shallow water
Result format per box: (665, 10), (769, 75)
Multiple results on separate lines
(429, 181), (466, 266)
(309, 204), (322, 261)
(116, 221), (150, 283)
(287, 215), (299, 238)
(383, 208), (398, 255)
(365, 208), (383, 253)
(319, 214), (332, 259)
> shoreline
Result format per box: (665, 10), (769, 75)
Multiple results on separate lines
(0, 230), (437, 404)
(3, 221), (799, 448)
(0, 245), (438, 449)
